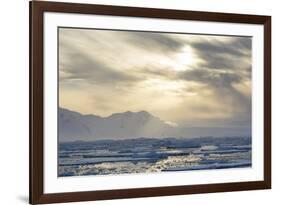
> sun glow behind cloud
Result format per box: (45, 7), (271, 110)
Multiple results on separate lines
(175, 46), (198, 71)
(158, 46), (197, 72)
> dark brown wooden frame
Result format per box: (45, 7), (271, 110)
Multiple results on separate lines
(30, 1), (271, 204)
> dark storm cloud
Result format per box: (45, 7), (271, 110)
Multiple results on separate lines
(125, 32), (184, 53)
(176, 35), (252, 124)
(175, 36), (252, 114)
(190, 37), (252, 70)
(178, 68), (242, 88)
(59, 51), (139, 86)
(178, 68), (251, 113)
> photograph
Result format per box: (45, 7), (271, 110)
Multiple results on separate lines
(58, 28), (252, 177)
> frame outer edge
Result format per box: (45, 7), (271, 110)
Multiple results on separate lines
(29, 1), (272, 204)
(29, 1), (32, 204)
(30, 1), (45, 204)
(263, 16), (272, 189)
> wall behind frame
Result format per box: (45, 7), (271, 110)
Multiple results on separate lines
(0, 0), (279, 205)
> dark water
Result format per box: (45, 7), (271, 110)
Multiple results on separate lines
(58, 136), (251, 177)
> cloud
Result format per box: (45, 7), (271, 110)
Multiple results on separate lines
(59, 51), (139, 86)
(178, 68), (242, 87)
(190, 37), (251, 70)
(59, 30), (141, 87)
(174, 36), (252, 123)
(58, 28), (252, 129)
(177, 68), (251, 122)
(125, 32), (184, 53)
(164, 121), (178, 127)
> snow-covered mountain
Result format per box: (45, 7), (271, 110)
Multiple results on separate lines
(59, 107), (251, 142)
(59, 107), (172, 142)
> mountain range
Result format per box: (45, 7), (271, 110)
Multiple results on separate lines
(59, 107), (251, 142)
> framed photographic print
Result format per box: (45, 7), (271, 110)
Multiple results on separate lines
(30, 1), (271, 204)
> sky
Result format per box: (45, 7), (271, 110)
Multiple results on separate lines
(59, 27), (252, 128)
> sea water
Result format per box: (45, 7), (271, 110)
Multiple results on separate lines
(58, 136), (251, 177)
